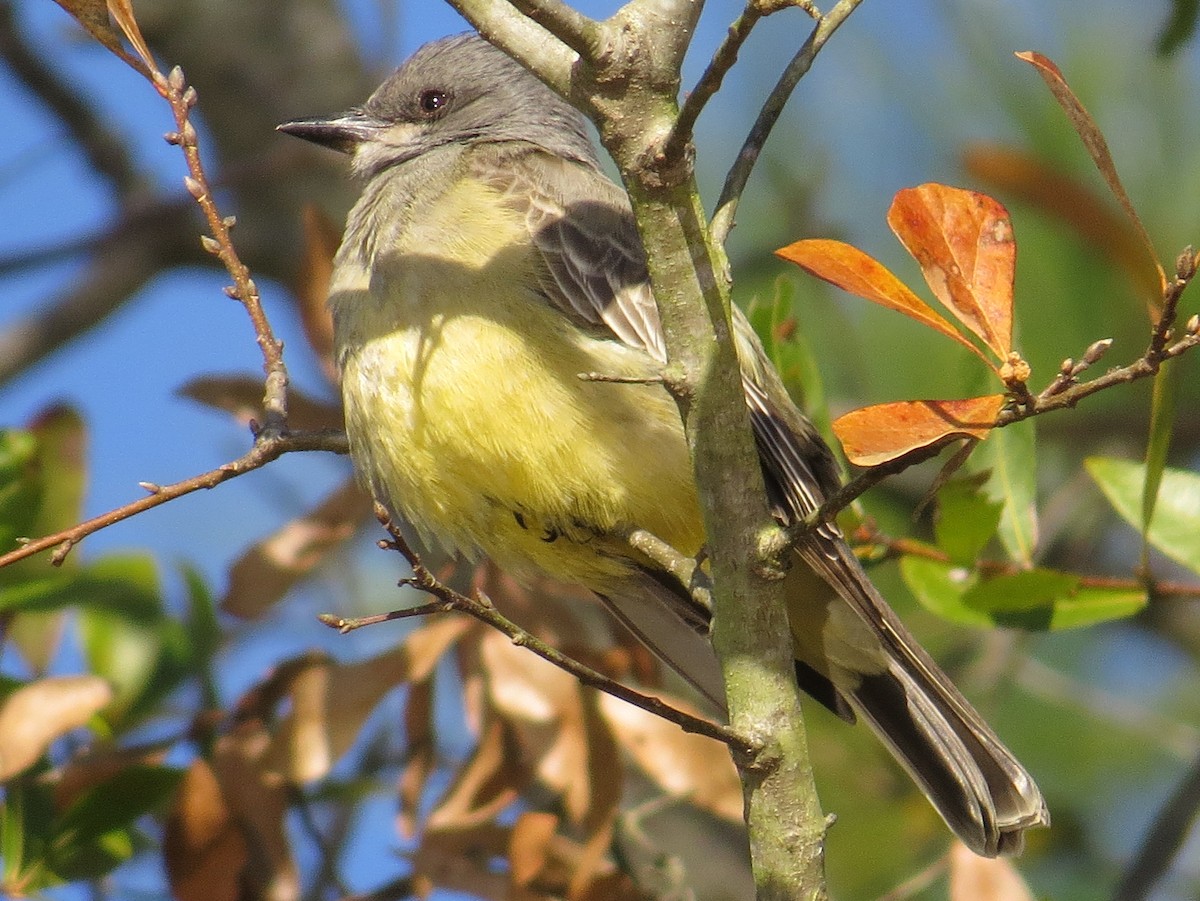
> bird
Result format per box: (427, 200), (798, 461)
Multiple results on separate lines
(279, 32), (1048, 857)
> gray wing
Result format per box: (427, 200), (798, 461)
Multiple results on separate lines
(470, 146), (667, 362)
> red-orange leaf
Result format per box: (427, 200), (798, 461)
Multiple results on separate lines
(834, 395), (1007, 467)
(776, 238), (995, 369)
(963, 144), (1163, 305)
(1016, 51), (1166, 310)
(888, 184), (1014, 358)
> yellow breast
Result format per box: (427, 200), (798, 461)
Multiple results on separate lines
(330, 176), (704, 591)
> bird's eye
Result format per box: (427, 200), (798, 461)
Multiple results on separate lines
(417, 89), (449, 115)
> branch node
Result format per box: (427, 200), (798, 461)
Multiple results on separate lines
(183, 176), (205, 200)
(1083, 337), (1114, 366)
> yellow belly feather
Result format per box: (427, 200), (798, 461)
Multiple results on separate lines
(331, 177), (703, 590)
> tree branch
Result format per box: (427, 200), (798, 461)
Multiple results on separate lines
(324, 505), (754, 754)
(0, 429), (347, 569)
(445, 0), (579, 94)
(711, 0), (864, 245)
(1114, 748), (1200, 901)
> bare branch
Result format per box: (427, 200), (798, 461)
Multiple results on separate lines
(445, 0), (578, 94)
(1114, 748), (1200, 901)
(0, 429), (348, 570)
(333, 504), (755, 754)
(711, 0), (865, 245)
(667, 0), (776, 164)
(503, 0), (599, 57)
(153, 65), (290, 434)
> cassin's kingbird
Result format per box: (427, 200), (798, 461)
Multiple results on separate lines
(280, 33), (1048, 856)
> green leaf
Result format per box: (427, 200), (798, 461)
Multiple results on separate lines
(972, 418), (1038, 565)
(902, 556), (1146, 630)
(899, 555), (989, 628)
(934, 475), (1003, 564)
(0, 429), (41, 561)
(1045, 584), (1148, 630)
(1, 771), (59, 894)
(24, 407), (88, 560)
(1157, 0), (1199, 55)
(1086, 456), (1200, 576)
(49, 765), (181, 881)
(0, 554), (162, 618)
(963, 568), (1080, 613)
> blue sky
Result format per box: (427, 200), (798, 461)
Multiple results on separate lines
(1, 1), (1198, 897)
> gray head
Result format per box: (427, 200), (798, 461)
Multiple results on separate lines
(278, 34), (599, 177)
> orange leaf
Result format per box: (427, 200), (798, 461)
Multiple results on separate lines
(963, 144), (1163, 305)
(888, 184), (1014, 358)
(776, 239), (995, 369)
(833, 395), (1007, 467)
(1016, 51), (1166, 310)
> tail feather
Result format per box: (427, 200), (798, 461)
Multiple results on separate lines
(796, 539), (1049, 857)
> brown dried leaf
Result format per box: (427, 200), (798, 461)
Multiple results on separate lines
(888, 184), (1014, 358)
(163, 760), (248, 901)
(1016, 51), (1166, 308)
(0, 675), (112, 780)
(105, 0), (155, 71)
(413, 823), (510, 899)
(949, 840), (1035, 901)
(293, 204), (341, 382)
(50, 0), (124, 61)
(426, 716), (524, 831)
(398, 679), (436, 839)
(267, 617), (470, 783)
(211, 724), (299, 901)
(776, 238), (995, 369)
(833, 395), (1007, 467)
(509, 811), (561, 888)
(221, 479), (367, 619)
(178, 375), (343, 432)
(597, 692), (742, 822)
(480, 632), (596, 823)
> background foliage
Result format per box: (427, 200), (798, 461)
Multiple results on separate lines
(0, 1), (1198, 899)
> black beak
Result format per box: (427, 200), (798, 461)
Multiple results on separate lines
(276, 113), (386, 154)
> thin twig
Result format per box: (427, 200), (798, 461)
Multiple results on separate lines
(503, 0), (599, 57)
(1114, 748), (1200, 901)
(711, 0), (865, 245)
(624, 527), (712, 613)
(857, 527), (1200, 600)
(666, 1), (767, 163)
(0, 430), (347, 570)
(337, 504), (755, 754)
(154, 66), (290, 434)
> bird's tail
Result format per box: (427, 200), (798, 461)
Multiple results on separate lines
(792, 540), (1049, 857)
